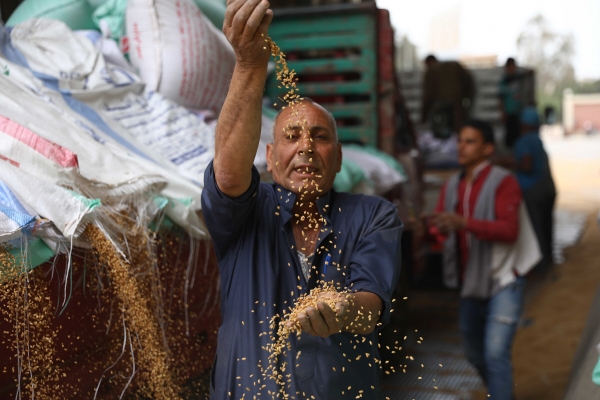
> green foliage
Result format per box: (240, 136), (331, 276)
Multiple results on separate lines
(517, 14), (578, 122)
(572, 79), (600, 94)
(537, 79), (600, 122)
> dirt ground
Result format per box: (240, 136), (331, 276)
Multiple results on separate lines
(509, 134), (600, 400)
(510, 211), (599, 400)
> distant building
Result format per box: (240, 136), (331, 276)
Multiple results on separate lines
(395, 35), (419, 72)
(460, 55), (498, 70)
(563, 90), (600, 134)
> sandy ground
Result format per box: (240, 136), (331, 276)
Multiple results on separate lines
(510, 132), (600, 400)
(512, 213), (600, 399)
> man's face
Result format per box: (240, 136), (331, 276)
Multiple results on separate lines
(457, 126), (494, 167)
(266, 101), (342, 200)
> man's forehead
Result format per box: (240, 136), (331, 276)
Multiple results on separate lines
(279, 102), (328, 122)
(272, 100), (338, 142)
(460, 127), (482, 138)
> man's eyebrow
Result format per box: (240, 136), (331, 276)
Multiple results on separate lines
(282, 125), (331, 134)
(310, 125), (331, 133)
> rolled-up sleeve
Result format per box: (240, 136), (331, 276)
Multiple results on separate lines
(201, 161), (261, 260)
(346, 202), (403, 326)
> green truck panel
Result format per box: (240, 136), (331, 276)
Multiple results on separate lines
(266, 8), (379, 147)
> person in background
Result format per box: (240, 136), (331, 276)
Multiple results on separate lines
(498, 58), (526, 149)
(422, 55), (475, 138)
(426, 119), (525, 400)
(513, 107), (556, 271)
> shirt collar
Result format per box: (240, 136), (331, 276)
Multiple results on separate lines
(274, 183), (333, 227)
(460, 160), (491, 182)
(472, 161), (491, 179)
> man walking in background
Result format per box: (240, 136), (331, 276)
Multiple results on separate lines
(499, 58), (526, 149)
(513, 107), (556, 271)
(422, 54), (475, 138)
(426, 119), (538, 399)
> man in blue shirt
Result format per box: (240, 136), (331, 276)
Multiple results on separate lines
(499, 58), (526, 149)
(513, 107), (556, 270)
(201, 1), (403, 399)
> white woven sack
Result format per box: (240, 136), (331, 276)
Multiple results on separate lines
(0, 57), (206, 237)
(125, 0), (235, 111)
(341, 147), (407, 195)
(0, 160), (98, 239)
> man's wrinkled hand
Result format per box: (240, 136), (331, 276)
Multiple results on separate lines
(223, 0), (273, 69)
(292, 292), (349, 338)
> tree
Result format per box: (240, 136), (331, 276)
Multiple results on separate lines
(516, 15), (575, 117)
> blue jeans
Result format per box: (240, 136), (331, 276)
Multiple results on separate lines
(459, 277), (526, 400)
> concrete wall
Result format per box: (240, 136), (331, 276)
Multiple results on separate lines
(563, 91), (600, 134)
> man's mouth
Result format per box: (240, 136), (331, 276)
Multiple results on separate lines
(293, 165), (318, 174)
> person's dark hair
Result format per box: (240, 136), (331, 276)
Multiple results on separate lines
(425, 54), (437, 63)
(505, 57), (516, 67)
(461, 119), (495, 144)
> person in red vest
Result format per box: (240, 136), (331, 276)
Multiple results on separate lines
(426, 119), (524, 400)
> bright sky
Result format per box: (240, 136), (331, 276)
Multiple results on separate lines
(376, 0), (600, 80)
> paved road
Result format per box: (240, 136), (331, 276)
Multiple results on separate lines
(543, 131), (600, 162)
(543, 131), (600, 211)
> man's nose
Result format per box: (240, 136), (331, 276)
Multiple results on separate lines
(297, 133), (314, 155)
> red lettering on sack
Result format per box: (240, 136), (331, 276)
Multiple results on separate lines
(121, 36), (130, 54)
(133, 23), (143, 60)
(0, 155), (19, 168)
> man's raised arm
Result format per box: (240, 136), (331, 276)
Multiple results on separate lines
(214, 0), (273, 197)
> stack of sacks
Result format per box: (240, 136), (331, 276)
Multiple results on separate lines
(0, 18), (252, 273)
(0, 2), (266, 396)
(7, 0), (227, 38)
(7, 0), (233, 113)
(1, 21), (204, 235)
(337, 145), (407, 196)
(6, 0), (272, 170)
(125, 0), (234, 111)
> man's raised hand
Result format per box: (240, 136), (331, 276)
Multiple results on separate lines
(223, 0), (273, 70)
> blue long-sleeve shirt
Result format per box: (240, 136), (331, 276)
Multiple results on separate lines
(201, 161), (403, 400)
(513, 131), (551, 191)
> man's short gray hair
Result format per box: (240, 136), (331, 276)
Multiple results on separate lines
(271, 98), (338, 142)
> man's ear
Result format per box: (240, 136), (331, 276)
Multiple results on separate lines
(266, 143), (273, 172)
